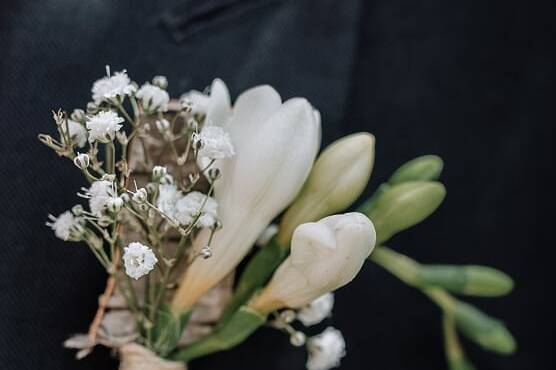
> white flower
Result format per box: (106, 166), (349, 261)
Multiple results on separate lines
(175, 191), (218, 228)
(250, 213), (375, 312)
(172, 80), (320, 311)
(255, 224), (279, 246)
(298, 293), (334, 326)
(123, 242), (158, 280)
(157, 184), (182, 220)
(91, 70), (135, 104)
(84, 180), (117, 216)
(306, 327), (346, 370)
(86, 111), (124, 143)
(136, 82), (170, 113)
(65, 119), (88, 147)
(46, 211), (83, 241)
(197, 125), (235, 159)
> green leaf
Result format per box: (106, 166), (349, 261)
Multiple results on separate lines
(150, 305), (192, 357)
(218, 237), (288, 325)
(171, 306), (266, 362)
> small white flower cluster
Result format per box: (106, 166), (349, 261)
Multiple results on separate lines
(123, 242), (158, 280)
(196, 125), (235, 160)
(81, 180), (120, 216)
(91, 69), (136, 104)
(297, 293), (334, 326)
(157, 182), (218, 229)
(46, 211), (84, 241)
(306, 327), (346, 370)
(136, 83), (170, 113)
(86, 111), (124, 144)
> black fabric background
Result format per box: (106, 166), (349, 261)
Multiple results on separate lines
(1, 0), (554, 369)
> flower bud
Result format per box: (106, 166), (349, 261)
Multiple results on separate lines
(388, 155), (444, 185)
(86, 102), (99, 115)
(418, 265), (514, 297)
(152, 165), (167, 181)
(366, 181), (446, 245)
(72, 204), (85, 216)
(454, 301), (516, 355)
(152, 75), (168, 89)
(278, 133), (375, 244)
(70, 109), (86, 123)
(133, 188), (148, 204)
(107, 197), (124, 214)
(250, 213), (375, 313)
(155, 119), (170, 133)
(73, 153), (90, 170)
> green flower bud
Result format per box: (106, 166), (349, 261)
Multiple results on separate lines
(388, 155), (444, 185)
(419, 265), (514, 297)
(278, 133), (375, 244)
(454, 301), (516, 355)
(367, 181), (446, 244)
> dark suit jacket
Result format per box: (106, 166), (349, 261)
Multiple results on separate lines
(1, 0), (553, 369)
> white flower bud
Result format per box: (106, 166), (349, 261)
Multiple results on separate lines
(152, 75), (168, 89)
(71, 204), (85, 216)
(133, 188), (148, 204)
(155, 119), (170, 133)
(290, 331), (306, 347)
(279, 133), (375, 244)
(152, 165), (167, 181)
(250, 213), (375, 313)
(73, 153), (90, 170)
(70, 109), (86, 123)
(107, 197), (124, 214)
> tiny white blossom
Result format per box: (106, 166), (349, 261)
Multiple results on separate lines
(197, 125), (235, 159)
(256, 224), (279, 246)
(180, 90), (209, 115)
(65, 119), (88, 147)
(157, 184), (182, 220)
(306, 327), (346, 370)
(136, 82), (170, 113)
(91, 70), (135, 104)
(84, 180), (117, 216)
(123, 242), (158, 280)
(73, 153), (90, 170)
(46, 211), (83, 241)
(86, 111), (124, 143)
(298, 293), (334, 326)
(152, 165), (167, 181)
(174, 191), (218, 228)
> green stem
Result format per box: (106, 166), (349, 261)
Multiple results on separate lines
(218, 237), (288, 325)
(105, 142), (115, 174)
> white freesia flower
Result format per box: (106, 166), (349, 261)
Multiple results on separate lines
(197, 125), (235, 159)
(65, 119), (88, 147)
(306, 327), (346, 370)
(46, 211), (83, 241)
(172, 80), (321, 311)
(84, 180), (117, 216)
(298, 293), (334, 326)
(250, 213), (375, 313)
(136, 82), (170, 113)
(86, 111), (124, 143)
(174, 191), (218, 228)
(123, 242), (158, 280)
(91, 70), (135, 104)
